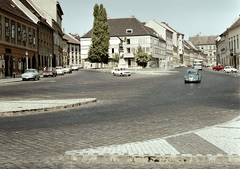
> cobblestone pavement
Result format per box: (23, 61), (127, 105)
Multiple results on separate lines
(0, 68), (239, 168)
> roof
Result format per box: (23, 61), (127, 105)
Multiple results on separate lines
(183, 40), (199, 52)
(0, 0), (33, 23)
(161, 22), (184, 35)
(82, 17), (165, 41)
(188, 35), (219, 45)
(63, 33), (80, 45)
(227, 16), (240, 31)
(19, 0), (52, 29)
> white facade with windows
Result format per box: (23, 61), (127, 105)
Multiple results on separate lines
(145, 20), (184, 67)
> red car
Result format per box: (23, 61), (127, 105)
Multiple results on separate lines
(212, 65), (225, 71)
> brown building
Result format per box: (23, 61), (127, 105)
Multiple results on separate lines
(0, 0), (38, 78)
(18, 0), (54, 71)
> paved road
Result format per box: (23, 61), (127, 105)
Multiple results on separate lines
(0, 68), (239, 168)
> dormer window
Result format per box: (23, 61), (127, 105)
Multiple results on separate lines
(126, 29), (133, 33)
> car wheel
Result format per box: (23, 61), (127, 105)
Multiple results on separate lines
(38, 77), (40, 80)
(22, 78), (25, 81)
(231, 70), (233, 73)
(184, 80), (187, 83)
(34, 76), (37, 81)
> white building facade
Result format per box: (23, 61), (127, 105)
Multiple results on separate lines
(145, 20), (184, 67)
(81, 16), (166, 68)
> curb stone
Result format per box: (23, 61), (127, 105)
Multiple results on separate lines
(64, 153), (240, 163)
(0, 98), (97, 117)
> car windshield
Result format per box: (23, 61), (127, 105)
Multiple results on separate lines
(56, 67), (62, 69)
(187, 71), (197, 74)
(46, 68), (53, 71)
(25, 70), (35, 73)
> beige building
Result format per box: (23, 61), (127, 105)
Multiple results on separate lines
(63, 33), (81, 67)
(216, 16), (240, 69)
(32, 0), (64, 67)
(145, 20), (184, 67)
(189, 35), (218, 66)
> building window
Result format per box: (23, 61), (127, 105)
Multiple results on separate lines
(22, 26), (26, 42)
(33, 30), (35, 45)
(11, 21), (15, 39)
(127, 39), (130, 44)
(5, 20), (10, 37)
(17, 24), (21, 41)
(13, 56), (15, 70)
(112, 48), (114, 53)
(29, 28), (32, 44)
(126, 29), (133, 33)
(127, 48), (130, 53)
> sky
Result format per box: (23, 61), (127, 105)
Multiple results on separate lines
(57, 0), (240, 40)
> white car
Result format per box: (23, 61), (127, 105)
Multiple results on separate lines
(223, 66), (237, 73)
(72, 64), (78, 71)
(56, 66), (65, 75)
(63, 65), (72, 74)
(111, 68), (131, 76)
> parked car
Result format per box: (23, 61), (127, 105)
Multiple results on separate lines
(212, 65), (224, 71)
(184, 69), (202, 83)
(78, 64), (83, 69)
(22, 69), (40, 81)
(187, 64), (192, 67)
(72, 64), (78, 71)
(63, 65), (72, 74)
(43, 67), (57, 77)
(56, 66), (64, 75)
(111, 68), (131, 76)
(223, 66), (238, 73)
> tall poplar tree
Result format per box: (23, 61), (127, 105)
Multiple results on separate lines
(88, 4), (110, 67)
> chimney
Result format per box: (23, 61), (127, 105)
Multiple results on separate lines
(129, 15), (135, 18)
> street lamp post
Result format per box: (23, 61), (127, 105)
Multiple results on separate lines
(26, 51), (28, 70)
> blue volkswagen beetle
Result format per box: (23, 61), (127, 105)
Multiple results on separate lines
(184, 69), (202, 83)
(22, 69), (40, 81)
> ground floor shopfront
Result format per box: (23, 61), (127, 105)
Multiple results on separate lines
(0, 44), (38, 79)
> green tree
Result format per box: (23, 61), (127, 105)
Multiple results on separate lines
(135, 45), (151, 68)
(88, 4), (110, 67)
(112, 53), (119, 64)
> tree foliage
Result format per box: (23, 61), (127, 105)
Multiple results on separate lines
(135, 45), (151, 68)
(88, 4), (110, 66)
(112, 53), (119, 63)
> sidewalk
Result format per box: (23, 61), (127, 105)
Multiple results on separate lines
(0, 98), (97, 117)
(65, 113), (240, 163)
